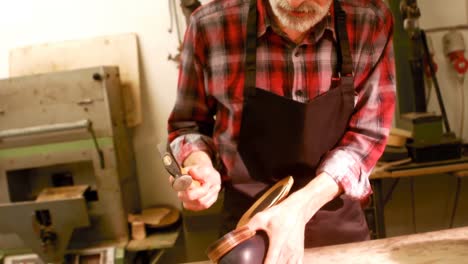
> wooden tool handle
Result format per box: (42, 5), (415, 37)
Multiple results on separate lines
(191, 179), (201, 188)
(173, 175), (202, 191)
(180, 167), (201, 189)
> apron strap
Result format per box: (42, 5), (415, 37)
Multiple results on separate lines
(244, 0), (258, 98)
(333, 0), (354, 77)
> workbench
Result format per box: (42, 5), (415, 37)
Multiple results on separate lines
(369, 156), (468, 238)
(304, 226), (468, 263)
(183, 226), (468, 263)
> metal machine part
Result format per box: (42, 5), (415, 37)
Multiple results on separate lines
(398, 0), (463, 163)
(0, 67), (140, 263)
(180, 0), (201, 25)
(0, 120), (105, 169)
(400, 0), (421, 37)
(2, 247), (122, 264)
(0, 196), (89, 263)
(400, 0), (428, 113)
(167, 0), (202, 64)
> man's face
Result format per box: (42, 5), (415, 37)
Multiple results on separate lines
(268, 0), (333, 33)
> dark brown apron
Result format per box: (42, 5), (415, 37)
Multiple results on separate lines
(223, 0), (370, 247)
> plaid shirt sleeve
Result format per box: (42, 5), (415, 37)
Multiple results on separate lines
(167, 15), (218, 165)
(317, 8), (396, 200)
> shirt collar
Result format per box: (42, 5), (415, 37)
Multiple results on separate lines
(256, 0), (337, 44)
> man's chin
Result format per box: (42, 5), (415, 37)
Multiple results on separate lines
(280, 18), (319, 33)
(271, 2), (329, 33)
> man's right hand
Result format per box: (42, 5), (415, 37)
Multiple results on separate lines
(169, 151), (222, 211)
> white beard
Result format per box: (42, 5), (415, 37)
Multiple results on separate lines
(269, 0), (332, 33)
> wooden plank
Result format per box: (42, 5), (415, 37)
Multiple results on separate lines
(36, 185), (89, 202)
(453, 170), (468, 177)
(128, 206), (180, 229)
(303, 226), (468, 263)
(390, 127), (412, 138)
(371, 162), (468, 179)
(8, 33), (141, 127)
(182, 227), (468, 264)
(126, 228), (180, 252)
(386, 156), (468, 171)
(387, 128), (412, 147)
(371, 157), (468, 179)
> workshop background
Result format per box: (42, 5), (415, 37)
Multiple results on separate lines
(1, 0), (468, 263)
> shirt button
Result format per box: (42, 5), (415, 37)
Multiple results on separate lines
(295, 90), (304, 96)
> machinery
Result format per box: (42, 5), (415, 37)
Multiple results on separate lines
(167, 0), (202, 64)
(443, 30), (468, 138)
(0, 67), (140, 263)
(179, 0), (201, 24)
(399, 0), (463, 162)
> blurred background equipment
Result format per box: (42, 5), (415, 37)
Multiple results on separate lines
(443, 30), (467, 138)
(180, 0), (201, 24)
(399, 0), (463, 162)
(400, 0), (426, 112)
(443, 30), (468, 77)
(167, 0), (202, 64)
(0, 67), (140, 263)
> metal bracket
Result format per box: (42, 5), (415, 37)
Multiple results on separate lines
(0, 120), (90, 139)
(86, 121), (106, 169)
(0, 119), (106, 169)
(0, 197), (90, 263)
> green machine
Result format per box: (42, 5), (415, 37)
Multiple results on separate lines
(0, 248), (126, 264)
(394, 0), (463, 162)
(0, 67), (140, 263)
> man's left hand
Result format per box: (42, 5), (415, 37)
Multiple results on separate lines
(245, 194), (308, 264)
(244, 172), (342, 264)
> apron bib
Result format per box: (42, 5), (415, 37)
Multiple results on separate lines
(225, 0), (370, 247)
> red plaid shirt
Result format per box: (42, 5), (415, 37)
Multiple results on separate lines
(168, 0), (395, 200)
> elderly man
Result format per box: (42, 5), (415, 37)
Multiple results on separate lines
(167, 0), (395, 263)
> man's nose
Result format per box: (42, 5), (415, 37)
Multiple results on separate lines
(288, 0), (306, 9)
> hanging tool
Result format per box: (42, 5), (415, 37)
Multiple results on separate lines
(167, 0), (202, 65)
(443, 30), (468, 77)
(443, 30), (467, 139)
(180, 0), (202, 25)
(400, 0), (427, 112)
